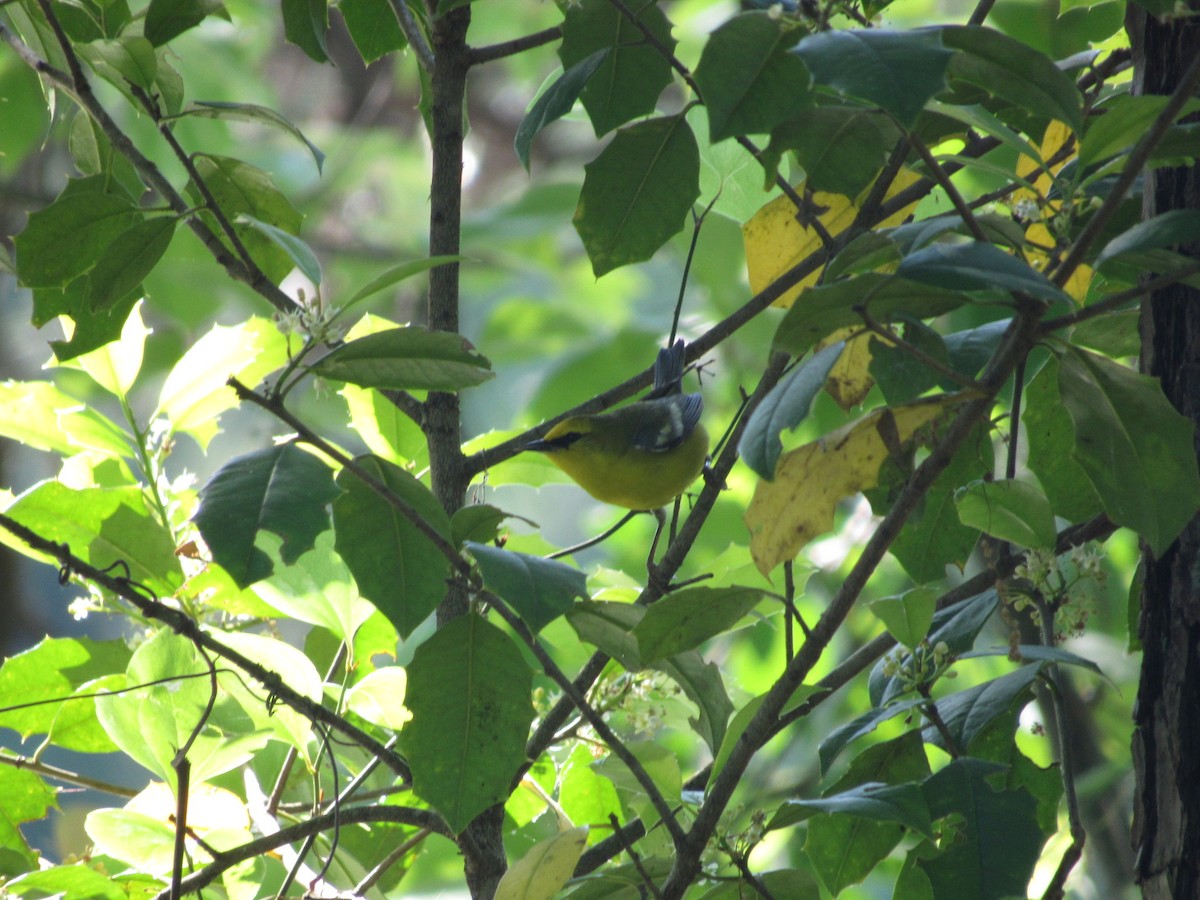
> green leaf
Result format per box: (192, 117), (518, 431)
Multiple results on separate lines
(870, 587), (937, 650)
(799, 732), (932, 893)
(1071, 309), (1140, 358)
(333, 456), (452, 639)
(575, 115), (701, 277)
(792, 29), (954, 127)
(919, 758), (1044, 900)
(401, 614), (533, 834)
(67, 300), (150, 397)
(594, 740), (681, 822)
(938, 25), (1083, 131)
(693, 12), (812, 143)
(817, 698), (925, 774)
(631, 586), (762, 663)
(95, 631), (270, 790)
(1080, 94), (1200, 169)
(314, 326), (494, 390)
(0, 381), (128, 457)
(895, 241), (1070, 303)
(281, 0), (329, 62)
(84, 809), (177, 874)
(338, 0), (406, 64)
(14, 191), (139, 288)
(85, 216), (176, 311)
(0, 766), (55, 875)
(516, 50), (609, 170)
(709, 694), (767, 785)
(144, 0), (229, 46)
(1022, 357), (1103, 523)
(1094, 209), (1200, 270)
(68, 113), (145, 200)
(689, 105), (783, 223)
(154, 317), (288, 450)
(3, 482), (182, 596)
(236, 214), (321, 285)
(566, 601), (732, 751)
(187, 155), (304, 284)
(494, 827), (589, 900)
(739, 341), (845, 480)
(868, 591), (1002, 708)
(765, 106), (901, 197)
(654, 651), (733, 754)
(251, 531), (383, 648)
(344, 666), (411, 729)
(773, 274), (969, 356)
(343, 255), (464, 308)
(339, 383), (426, 465)
(466, 542), (587, 633)
(183, 101), (326, 173)
(1059, 348), (1200, 556)
(50, 0), (132, 41)
(4, 864), (127, 900)
(451, 505), (528, 547)
(962, 644), (1103, 676)
(566, 600), (642, 670)
(924, 665), (1041, 753)
(559, 0), (675, 136)
(772, 783), (934, 838)
(34, 283), (142, 363)
(193, 443), (340, 588)
(955, 478), (1057, 548)
(217, 631), (322, 751)
(78, 37), (157, 92)
(0, 636), (130, 753)
(885, 421), (988, 582)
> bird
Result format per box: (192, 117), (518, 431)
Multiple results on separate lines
(526, 340), (709, 511)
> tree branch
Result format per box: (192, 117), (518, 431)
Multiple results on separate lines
(19, 0), (297, 314)
(152, 803), (450, 899)
(391, 0), (434, 71)
(0, 514), (412, 783)
(467, 25), (561, 66)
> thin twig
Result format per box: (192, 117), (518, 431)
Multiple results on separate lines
(0, 752), (138, 798)
(487, 593), (688, 848)
(229, 378), (467, 570)
(854, 305), (987, 392)
(391, 0), (434, 70)
(467, 25), (561, 66)
(609, 812), (664, 898)
(354, 827), (432, 895)
(0, 514), (412, 783)
(908, 131), (989, 243)
(151, 803), (450, 900)
(1033, 591), (1086, 892)
(1039, 262), (1200, 333)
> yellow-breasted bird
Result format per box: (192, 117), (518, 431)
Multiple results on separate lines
(526, 341), (709, 510)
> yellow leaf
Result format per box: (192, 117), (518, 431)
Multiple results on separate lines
(743, 169), (923, 310)
(1015, 119), (1074, 208)
(494, 826), (589, 900)
(745, 394), (968, 576)
(822, 328), (876, 411)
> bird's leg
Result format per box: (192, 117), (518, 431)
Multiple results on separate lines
(646, 507), (668, 580)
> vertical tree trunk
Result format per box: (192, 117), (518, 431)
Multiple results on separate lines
(1129, 7), (1200, 898)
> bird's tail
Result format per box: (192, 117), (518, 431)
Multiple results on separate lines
(648, 339), (688, 398)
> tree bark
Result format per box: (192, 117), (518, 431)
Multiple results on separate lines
(1129, 7), (1200, 898)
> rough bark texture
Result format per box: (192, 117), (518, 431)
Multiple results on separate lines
(1130, 7), (1200, 898)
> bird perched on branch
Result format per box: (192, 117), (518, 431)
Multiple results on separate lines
(526, 340), (708, 510)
